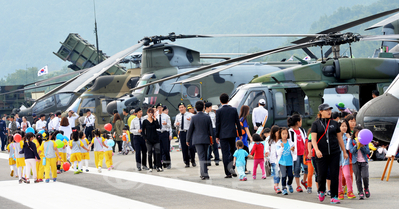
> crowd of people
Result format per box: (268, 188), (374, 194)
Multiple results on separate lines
(0, 94), (387, 205)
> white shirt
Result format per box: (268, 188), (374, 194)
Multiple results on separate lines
(59, 125), (72, 141)
(205, 111), (216, 128)
(35, 120), (47, 131)
(84, 114), (96, 127)
(130, 117), (143, 136)
(49, 117), (60, 131)
(8, 121), (20, 129)
(157, 113), (171, 133)
(252, 106), (268, 128)
(174, 112), (193, 131)
(68, 113), (79, 127)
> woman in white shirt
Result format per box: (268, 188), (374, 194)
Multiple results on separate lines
(20, 116), (31, 132)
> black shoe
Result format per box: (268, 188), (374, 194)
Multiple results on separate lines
(232, 173), (237, 177)
(137, 168), (142, 171)
(210, 155), (214, 159)
(157, 168), (164, 172)
(215, 162), (219, 166)
(192, 162), (196, 167)
(142, 166), (150, 170)
(200, 176), (210, 180)
(185, 164), (190, 168)
(224, 175), (232, 178)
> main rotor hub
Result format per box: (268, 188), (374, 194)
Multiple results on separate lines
(312, 32), (360, 46)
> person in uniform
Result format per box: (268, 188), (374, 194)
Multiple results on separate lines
(0, 117), (6, 151)
(84, 109), (95, 142)
(174, 102), (195, 167)
(205, 102), (220, 166)
(130, 108), (148, 171)
(252, 99), (268, 131)
(67, 110), (79, 131)
(187, 101), (213, 180)
(157, 104), (172, 169)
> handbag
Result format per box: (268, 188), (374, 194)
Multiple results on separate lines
(265, 158), (271, 177)
(312, 119), (330, 157)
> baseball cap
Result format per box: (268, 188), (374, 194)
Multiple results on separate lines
(32, 113), (36, 117)
(259, 99), (266, 105)
(187, 104), (193, 109)
(318, 104), (333, 111)
(205, 102), (212, 108)
(212, 105), (218, 111)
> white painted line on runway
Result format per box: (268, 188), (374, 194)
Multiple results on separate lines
(0, 180), (163, 209)
(0, 153), (346, 209)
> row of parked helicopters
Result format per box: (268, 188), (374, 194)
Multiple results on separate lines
(6, 8), (399, 143)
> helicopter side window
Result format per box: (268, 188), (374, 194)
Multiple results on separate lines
(80, 98), (95, 113)
(244, 91), (267, 112)
(275, 92), (286, 117)
(146, 84), (160, 95)
(181, 84), (201, 99)
(101, 99), (111, 114)
(32, 96), (55, 113)
(56, 93), (73, 107)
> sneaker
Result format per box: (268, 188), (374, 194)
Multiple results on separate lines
(347, 191), (356, 199)
(45, 179), (50, 183)
(111, 166), (115, 169)
(307, 187), (312, 194)
(149, 168), (153, 172)
(53, 178), (57, 182)
(86, 169), (89, 172)
(327, 190), (331, 197)
(319, 191), (325, 202)
(262, 175), (266, 179)
(80, 169), (83, 172)
(38, 179), (43, 182)
(157, 168), (163, 172)
(274, 186), (282, 194)
(365, 189), (370, 198)
(74, 171), (80, 174)
(301, 180), (308, 189)
(288, 185), (294, 193)
(253, 175), (256, 180)
(296, 186), (303, 193)
(330, 197), (341, 204)
(26, 179), (30, 184)
(282, 188), (288, 195)
(338, 192), (344, 200)
(239, 179), (243, 181)
(10, 170), (14, 177)
(359, 192), (364, 200)
(108, 167), (111, 171)
(19, 179), (23, 184)
(243, 177), (247, 181)
(98, 167), (102, 173)
(34, 179), (40, 183)
(57, 170), (61, 174)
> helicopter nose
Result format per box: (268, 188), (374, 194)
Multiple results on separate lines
(18, 108), (30, 117)
(357, 94), (399, 143)
(106, 101), (118, 115)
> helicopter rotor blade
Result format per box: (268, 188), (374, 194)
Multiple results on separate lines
(0, 81), (66, 96)
(195, 34), (320, 38)
(360, 34), (399, 41)
(301, 48), (318, 59)
(130, 41), (321, 91)
(365, 13), (399, 31)
(292, 8), (399, 44)
(324, 47), (333, 58)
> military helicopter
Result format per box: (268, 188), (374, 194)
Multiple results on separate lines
(124, 8), (399, 130)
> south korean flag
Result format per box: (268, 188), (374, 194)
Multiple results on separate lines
(38, 66), (48, 76)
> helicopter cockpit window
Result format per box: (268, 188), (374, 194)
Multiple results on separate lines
(80, 98), (95, 113)
(56, 93), (73, 107)
(134, 74), (154, 94)
(244, 90), (267, 112)
(67, 98), (81, 113)
(229, 90), (247, 108)
(32, 96), (55, 113)
(275, 92), (286, 117)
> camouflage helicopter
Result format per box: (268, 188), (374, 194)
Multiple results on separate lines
(125, 8), (399, 130)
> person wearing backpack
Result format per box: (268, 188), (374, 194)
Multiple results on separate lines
(236, 105), (253, 174)
(288, 114), (308, 193)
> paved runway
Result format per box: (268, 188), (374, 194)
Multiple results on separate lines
(0, 148), (398, 209)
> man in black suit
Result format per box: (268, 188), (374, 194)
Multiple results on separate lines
(187, 101), (213, 180)
(216, 93), (242, 178)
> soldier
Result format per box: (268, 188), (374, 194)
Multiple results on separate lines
(130, 108), (148, 171)
(174, 102), (195, 168)
(84, 109), (95, 142)
(49, 112), (61, 133)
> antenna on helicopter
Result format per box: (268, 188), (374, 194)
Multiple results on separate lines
(93, 0), (101, 64)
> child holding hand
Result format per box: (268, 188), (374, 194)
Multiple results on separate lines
(276, 127), (295, 195)
(233, 140), (249, 181)
(249, 134), (266, 179)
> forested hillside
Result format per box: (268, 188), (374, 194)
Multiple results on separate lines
(0, 0), (380, 84)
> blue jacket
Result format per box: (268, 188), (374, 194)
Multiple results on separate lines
(349, 138), (370, 163)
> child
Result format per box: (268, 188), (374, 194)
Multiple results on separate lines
(90, 129), (108, 173)
(14, 133), (26, 184)
(6, 136), (17, 178)
(69, 131), (84, 174)
(33, 134), (45, 182)
(287, 114), (308, 193)
(261, 128), (271, 156)
(269, 125), (281, 194)
(103, 131), (114, 171)
(122, 127), (129, 155)
(40, 132), (62, 183)
(276, 127), (295, 195)
(249, 134), (266, 179)
(20, 132), (41, 183)
(338, 120), (356, 200)
(79, 131), (91, 172)
(349, 126), (370, 200)
(233, 140), (249, 181)
(126, 129), (134, 154)
(306, 128), (315, 194)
